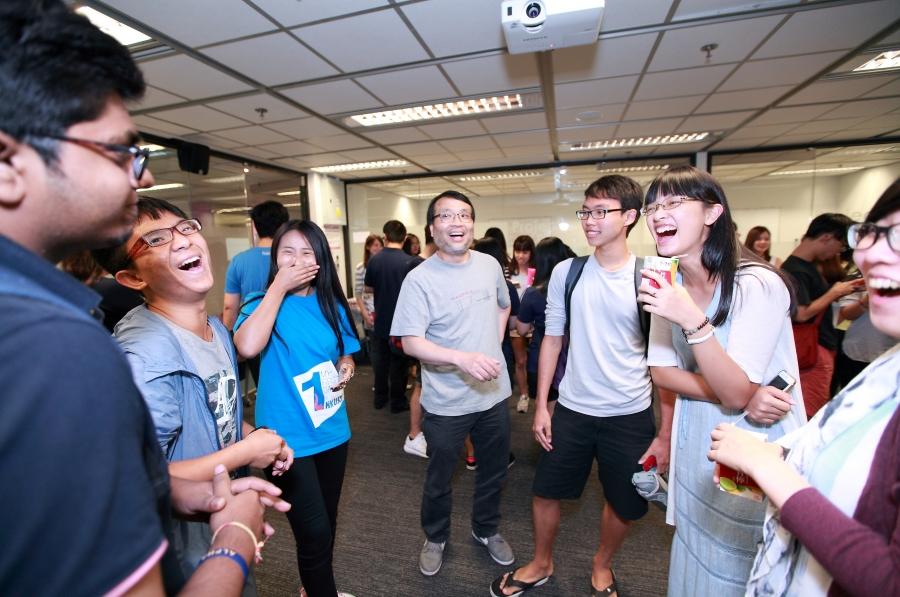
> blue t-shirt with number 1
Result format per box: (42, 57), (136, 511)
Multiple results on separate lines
(235, 291), (360, 457)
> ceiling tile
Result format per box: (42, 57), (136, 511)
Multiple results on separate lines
(252, 0), (388, 27)
(753, 1), (900, 59)
(602, 0), (673, 31)
(439, 136), (498, 153)
(819, 126), (899, 142)
(280, 80), (382, 114)
(134, 115), (198, 136)
(401, 0), (506, 57)
(759, 133), (828, 146)
(461, 149), (507, 161)
(201, 33), (339, 86)
(441, 54), (540, 96)
(214, 126), (294, 145)
(179, 133), (245, 149)
(862, 77), (900, 98)
(557, 124), (617, 143)
(207, 93), (309, 123)
(362, 127), (430, 144)
(615, 118), (682, 138)
(751, 104), (841, 126)
(725, 123), (799, 140)
(294, 10), (429, 72)
(131, 86), (186, 111)
(677, 111), (756, 132)
(481, 113), (548, 134)
(232, 146), (282, 160)
(555, 76), (639, 110)
(786, 117), (871, 135)
(287, 153), (353, 168)
(340, 148), (398, 162)
(674, 0), (773, 20)
(139, 55), (252, 100)
(388, 141), (447, 156)
(555, 105), (626, 128)
(303, 134), (372, 151)
(624, 96), (705, 120)
(269, 117), (347, 139)
(418, 119), (487, 139)
(649, 16), (782, 72)
(719, 52), (845, 92)
(634, 65), (734, 101)
(553, 34), (656, 83)
(502, 146), (554, 160)
(102, 0), (275, 47)
(492, 130), (550, 147)
(821, 98), (900, 120)
(149, 105), (248, 130)
(779, 76), (896, 106)
(695, 86), (792, 113)
(257, 140), (325, 156)
(355, 66), (457, 105)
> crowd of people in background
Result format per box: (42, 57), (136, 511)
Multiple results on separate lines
(2, 3), (898, 597)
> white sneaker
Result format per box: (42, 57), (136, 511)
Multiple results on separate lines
(516, 394), (530, 413)
(403, 432), (428, 459)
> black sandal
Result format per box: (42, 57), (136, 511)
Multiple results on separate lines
(590, 570), (617, 596)
(490, 568), (552, 597)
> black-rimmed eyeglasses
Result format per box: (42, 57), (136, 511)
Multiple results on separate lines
(848, 222), (900, 253)
(126, 219), (202, 262)
(31, 134), (150, 181)
(575, 208), (625, 220)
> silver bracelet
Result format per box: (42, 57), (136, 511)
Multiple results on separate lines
(686, 327), (716, 345)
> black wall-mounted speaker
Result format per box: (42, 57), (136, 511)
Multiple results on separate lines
(177, 142), (210, 175)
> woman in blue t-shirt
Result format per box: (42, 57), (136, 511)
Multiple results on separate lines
(234, 220), (360, 597)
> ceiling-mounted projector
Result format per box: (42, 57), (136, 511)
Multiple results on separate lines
(501, 0), (604, 54)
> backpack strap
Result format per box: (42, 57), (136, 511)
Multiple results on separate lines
(633, 256), (651, 355)
(563, 256), (589, 337)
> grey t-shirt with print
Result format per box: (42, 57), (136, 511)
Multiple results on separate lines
(391, 250), (511, 416)
(164, 321), (238, 448)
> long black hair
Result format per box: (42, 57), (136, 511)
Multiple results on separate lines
(265, 220), (358, 356)
(645, 166), (792, 326)
(532, 237), (573, 295)
(509, 235), (536, 276)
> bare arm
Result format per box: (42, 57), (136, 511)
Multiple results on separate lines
(401, 336), (502, 382)
(168, 428), (292, 481)
(650, 366), (717, 402)
(838, 294), (868, 324)
(221, 293), (240, 331)
(795, 279), (860, 322)
(497, 305), (510, 342)
(639, 388), (676, 474)
(532, 334), (563, 451)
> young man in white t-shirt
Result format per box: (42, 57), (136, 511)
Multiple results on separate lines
(491, 176), (674, 597)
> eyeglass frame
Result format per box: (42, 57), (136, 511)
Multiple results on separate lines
(848, 222), (900, 253)
(575, 207), (626, 221)
(126, 218), (203, 262)
(640, 195), (702, 217)
(29, 134), (150, 181)
(432, 209), (474, 223)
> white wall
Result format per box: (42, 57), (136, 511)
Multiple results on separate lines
(837, 162), (900, 220)
(308, 172), (349, 292)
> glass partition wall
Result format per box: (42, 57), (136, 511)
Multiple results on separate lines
(140, 143), (306, 316)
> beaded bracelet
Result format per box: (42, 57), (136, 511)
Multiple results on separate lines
(199, 548), (249, 579)
(212, 521), (265, 564)
(682, 316), (710, 339)
(686, 327), (716, 345)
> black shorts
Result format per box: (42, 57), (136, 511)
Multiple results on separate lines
(532, 403), (655, 520)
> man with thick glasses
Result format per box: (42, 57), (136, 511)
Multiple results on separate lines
(492, 176), (671, 597)
(93, 196), (294, 589)
(782, 213), (860, 418)
(391, 190), (516, 577)
(0, 2), (285, 595)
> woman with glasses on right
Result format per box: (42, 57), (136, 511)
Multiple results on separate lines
(638, 166), (807, 596)
(708, 180), (899, 597)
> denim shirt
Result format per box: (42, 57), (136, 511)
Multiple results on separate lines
(114, 304), (245, 462)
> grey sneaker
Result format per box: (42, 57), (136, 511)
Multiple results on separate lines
(419, 539), (446, 576)
(472, 531), (515, 566)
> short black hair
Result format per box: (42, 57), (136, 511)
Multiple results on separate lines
(803, 213), (853, 241)
(382, 219), (407, 243)
(426, 190), (475, 223)
(92, 197), (189, 275)
(0, 0), (146, 165)
(584, 175), (643, 236)
(250, 200), (289, 239)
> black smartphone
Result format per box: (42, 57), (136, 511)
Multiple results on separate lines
(768, 370), (796, 393)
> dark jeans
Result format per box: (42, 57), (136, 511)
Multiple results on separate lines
(268, 442), (348, 597)
(421, 400), (510, 542)
(370, 335), (409, 410)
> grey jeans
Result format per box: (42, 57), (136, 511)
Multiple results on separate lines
(420, 399), (510, 542)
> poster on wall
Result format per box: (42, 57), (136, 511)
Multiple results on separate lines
(323, 223), (346, 292)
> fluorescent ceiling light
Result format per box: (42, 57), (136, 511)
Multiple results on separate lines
(137, 183), (184, 192)
(348, 94), (524, 127)
(456, 170), (545, 182)
(768, 166), (863, 176)
(312, 159), (409, 173)
(596, 164), (670, 174)
(567, 132), (710, 152)
(277, 190), (301, 196)
(853, 50), (900, 72)
(139, 143), (166, 152)
(75, 7), (150, 47)
(206, 175), (246, 184)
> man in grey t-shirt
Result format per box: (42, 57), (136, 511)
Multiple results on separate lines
(391, 190), (514, 577)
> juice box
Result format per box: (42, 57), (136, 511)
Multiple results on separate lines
(714, 429), (767, 502)
(643, 255), (679, 289)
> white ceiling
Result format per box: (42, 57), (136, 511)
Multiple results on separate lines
(81, 0), (900, 185)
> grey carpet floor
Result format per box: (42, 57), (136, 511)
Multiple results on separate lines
(252, 366), (674, 597)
